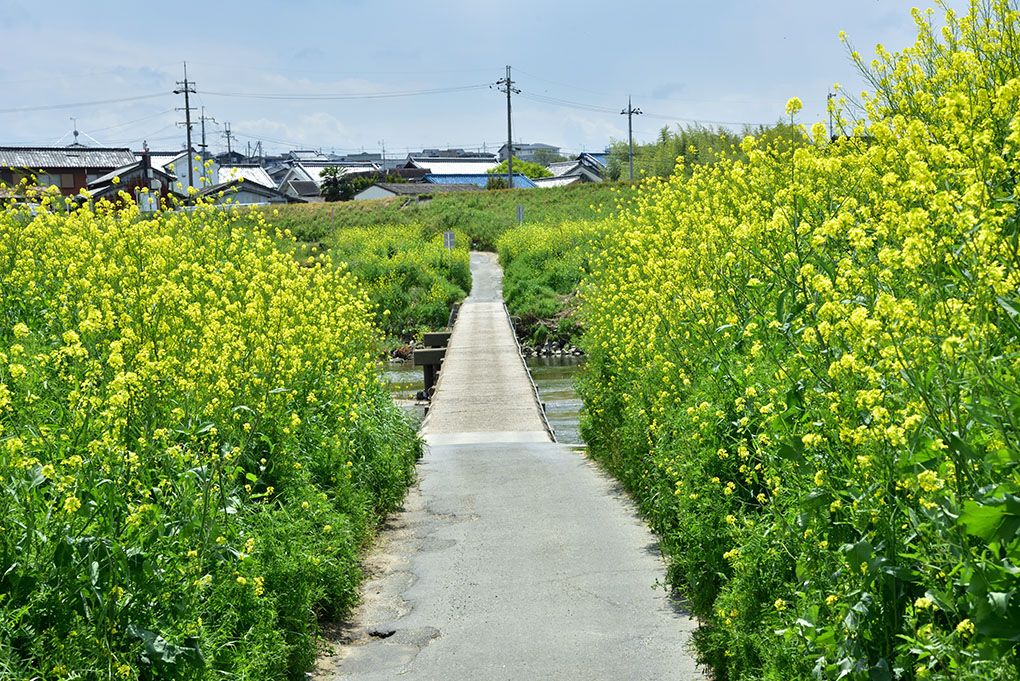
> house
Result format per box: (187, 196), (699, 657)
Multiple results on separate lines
(532, 175), (585, 188)
(422, 173), (537, 189)
(218, 164), (276, 189)
(418, 148), (495, 159)
(497, 142), (561, 163)
(543, 152), (607, 184)
(579, 151), (608, 169)
(403, 156), (498, 175)
(159, 150), (220, 194)
(286, 149), (332, 162)
(281, 180), (322, 202)
(0, 145), (139, 196)
(545, 160), (603, 183)
(354, 182), (481, 201)
(86, 154), (178, 210)
(197, 178), (290, 206)
(276, 161), (381, 192)
(341, 151), (382, 163)
(214, 150), (247, 166)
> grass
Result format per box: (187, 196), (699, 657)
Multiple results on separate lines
(262, 180), (636, 251)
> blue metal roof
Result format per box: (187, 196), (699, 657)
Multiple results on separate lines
(422, 172), (537, 189)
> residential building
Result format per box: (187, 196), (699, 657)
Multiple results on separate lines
(218, 164), (276, 189)
(542, 152), (608, 184)
(86, 154), (178, 210)
(532, 175), (585, 188)
(403, 156), (498, 175)
(497, 142), (561, 163)
(160, 150), (220, 194)
(281, 180), (322, 202)
(0, 145), (138, 196)
(197, 178), (290, 206)
(354, 182), (481, 201)
(422, 173), (536, 189)
(276, 161), (381, 193)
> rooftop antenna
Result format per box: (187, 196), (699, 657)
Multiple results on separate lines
(71, 117), (79, 144)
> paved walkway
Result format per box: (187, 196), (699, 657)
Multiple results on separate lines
(314, 252), (703, 680)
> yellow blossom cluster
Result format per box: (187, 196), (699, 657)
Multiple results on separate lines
(578, 2), (1020, 678)
(0, 192), (421, 675)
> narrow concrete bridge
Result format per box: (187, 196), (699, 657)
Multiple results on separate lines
(315, 252), (703, 680)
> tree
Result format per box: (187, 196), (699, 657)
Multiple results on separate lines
(530, 148), (566, 166)
(486, 157), (553, 180)
(319, 166), (348, 202)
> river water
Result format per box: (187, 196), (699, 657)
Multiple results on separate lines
(379, 355), (585, 445)
(525, 355), (584, 445)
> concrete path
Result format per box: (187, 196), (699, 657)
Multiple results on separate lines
(314, 253), (704, 680)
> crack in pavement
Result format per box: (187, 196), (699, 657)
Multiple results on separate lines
(311, 479), (474, 678)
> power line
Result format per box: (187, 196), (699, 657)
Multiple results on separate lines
(0, 92), (168, 115)
(185, 61), (499, 79)
(85, 109), (177, 134)
(201, 84), (490, 101)
(518, 91), (619, 114)
(518, 88), (768, 128)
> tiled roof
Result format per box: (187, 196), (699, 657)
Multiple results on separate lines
(0, 146), (137, 169)
(288, 180), (320, 197)
(547, 161), (581, 177)
(532, 175), (584, 187)
(198, 179), (287, 201)
(90, 163), (141, 186)
(219, 165), (276, 188)
(368, 182), (481, 196)
(407, 157), (498, 174)
(423, 173), (537, 189)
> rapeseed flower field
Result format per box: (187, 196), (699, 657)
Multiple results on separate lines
(0, 192), (420, 678)
(577, 2), (1020, 678)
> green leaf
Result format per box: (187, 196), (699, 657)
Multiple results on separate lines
(126, 624), (204, 666)
(870, 658), (891, 681)
(997, 296), (1020, 318)
(804, 490), (830, 509)
(960, 496), (1020, 544)
(844, 540), (874, 570)
(778, 438), (805, 462)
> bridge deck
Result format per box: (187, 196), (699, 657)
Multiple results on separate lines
(315, 252), (703, 680)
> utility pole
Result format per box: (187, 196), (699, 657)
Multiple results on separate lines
(827, 92), (836, 140)
(495, 65), (519, 188)
(621, 96), (642, 180)
(223, 123), (233, 157)
(199, 107), (217, 165)
(174, 63), (197, 189)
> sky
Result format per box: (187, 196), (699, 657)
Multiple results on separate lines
(0, 0), (973, 158)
